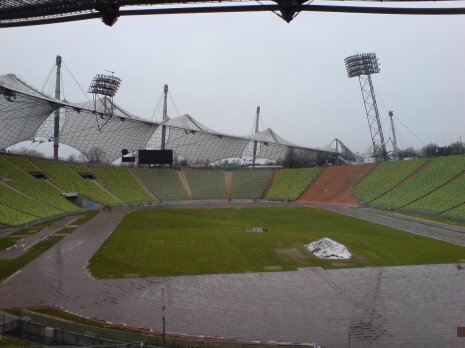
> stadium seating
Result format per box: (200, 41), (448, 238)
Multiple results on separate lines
(231, 169), (273, 199)
(298, 164), (376, 204)
(68, 163), (90, 174)
(35, 161), (121, 206)
(185, 169), (226, 200)
(5, 155), (41, 172)
(90, 166), (154, 204)
(372, 155), (465, 209)
(447, 204), (465, 219)
(266, 168), (320, 201)
(0, 156), (79, 212)
(407, 172), (465, 214)
(0, 183), (62, 218)
(0, 203), (35, 226)
(355, 159), (426, 202)
(136, 168), (190, 201)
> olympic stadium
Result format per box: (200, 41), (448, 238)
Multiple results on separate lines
(1, 1), (465, 348)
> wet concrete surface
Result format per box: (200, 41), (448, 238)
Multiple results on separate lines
(0, 215), (81, 260)
(1, 203), (465, 347)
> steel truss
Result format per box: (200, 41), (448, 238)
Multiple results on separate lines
(357, 74), (387, 160)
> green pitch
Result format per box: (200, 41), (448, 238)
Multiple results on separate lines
(89, 206), (465, 278)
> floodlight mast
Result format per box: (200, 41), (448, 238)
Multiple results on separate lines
(88, 73), (121, 131)
(344, 53), (388, 161)
(53, 55), (62, 160)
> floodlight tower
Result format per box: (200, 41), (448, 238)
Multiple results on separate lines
(344, 53), (388, 160)
(88, 73), (121, 130)
(252, 106), (260, 167)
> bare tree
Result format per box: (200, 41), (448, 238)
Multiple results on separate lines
(421, 143), (439, 158)
(87, 147), (106, 163)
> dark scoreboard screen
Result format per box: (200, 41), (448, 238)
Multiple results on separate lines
(139, 150), (173, 165)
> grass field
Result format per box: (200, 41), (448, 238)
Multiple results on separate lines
(89, 206), (465, 278)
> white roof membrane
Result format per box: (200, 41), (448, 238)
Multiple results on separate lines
(0, 74), (336, 164)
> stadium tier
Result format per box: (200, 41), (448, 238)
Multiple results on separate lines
(406, 172), (465, 215)
(1, 151), (464, 226)
(89, 166), (154, 204)
(34, 161), (121, 206)
(265, 168), (321, 201)
(298, 163), (375, 204)
(5, 155), (41, 172)
(355, 159), (426, 203)
(136, 168), (190, 201)
(185, 169), (226, 200)
(0, 183), (61, 218)
(372, 155), (465, 209)
(448, 203), (465, 219)
(230, 169), (273, 199)
(0, 156), (79, 212)
(67, 163), (91, 173)
(0, 203), (36, 226)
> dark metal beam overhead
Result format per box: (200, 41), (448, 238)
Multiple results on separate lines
(1, 0), (464, 27)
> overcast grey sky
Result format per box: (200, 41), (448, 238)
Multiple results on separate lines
(1, 2), (464, 154)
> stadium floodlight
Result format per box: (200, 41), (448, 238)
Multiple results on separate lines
(88, 73), (121, 131)
(88, 74), (121, 97)
(344, 53), (379, 78)
(344, 53), (387, 161)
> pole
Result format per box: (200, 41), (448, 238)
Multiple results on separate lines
(335, 138), (339, 166)
(389, 111), (398, 159)
(252, 106), (260, 167)
(161, 286), (166, 347)
(161, 84), (168, 150)
(53, 55), (62, 160)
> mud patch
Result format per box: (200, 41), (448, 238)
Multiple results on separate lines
(264, 266), (283, 271)
(276, 248), (307, 262)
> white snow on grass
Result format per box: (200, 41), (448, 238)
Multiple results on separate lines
(305, 237), (351, 260)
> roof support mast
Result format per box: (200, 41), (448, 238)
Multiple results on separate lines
(389, 111), (398, 159)
(161, 84), (168, 150)
(252, 106), (260, 167)
(53, 55), (62, 160)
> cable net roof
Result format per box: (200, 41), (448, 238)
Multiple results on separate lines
(161, 114), (250, 163)
(0, 74), (335, 164)
(248, 128), (296, 146)
(164, 114), (215, 132)
(36, 98), (160, 163)
(0, 74), (62, 150)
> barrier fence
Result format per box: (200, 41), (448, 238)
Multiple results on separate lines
(1, 309), (318, 348)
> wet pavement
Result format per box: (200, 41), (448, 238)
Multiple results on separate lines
(1, 203), (465, 347)
(305, 203), (465, 247)
(0, 215), (81, 260)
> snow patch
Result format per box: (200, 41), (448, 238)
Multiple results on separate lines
(246, 227), (267, 233)
(305, 237), (351, 260)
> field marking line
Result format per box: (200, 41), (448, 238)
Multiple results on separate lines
(3, 270), (21, 283)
